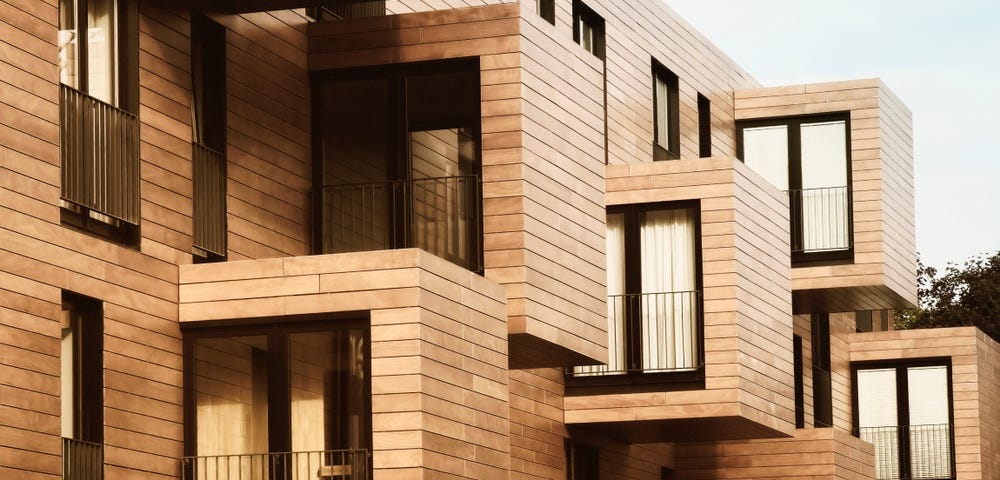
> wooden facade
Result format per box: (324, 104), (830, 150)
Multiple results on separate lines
(0, 0), (977, 480)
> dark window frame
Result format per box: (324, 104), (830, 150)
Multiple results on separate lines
(566, 200), (705, 392)
(182, 317), (374, 458)
(310, 59), (484, 273)
(736, 112), (854, 265)
(651, 61), (680, 161)
(536, 0), (555, 24)
(62, 291), (104, 444)
(572, 0), (605, 59)
(851, 358), (957, 480)
(190, 14), (228, 263)
(811, 312), (832, 428)
(793, 334), (804, 428)
(697, 93), (711, 158)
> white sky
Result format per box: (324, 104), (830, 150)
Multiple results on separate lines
(664, 0), (1000, 269)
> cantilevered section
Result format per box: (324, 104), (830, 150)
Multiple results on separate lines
(735, 79), (917, 314)
(563, 158), (795, 443)
(308, 4), (610, 368)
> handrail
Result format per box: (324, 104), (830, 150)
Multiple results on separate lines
(192, 142), (226, 258)
(320, 175), (482, 273)
(63, 437), (103, 480)
(785, 185), (851, 254)
(60, 83), (140, 225)
(181, 449), (371, 480)
(858, 423), (953, 480)
(573, 290), (702, 376)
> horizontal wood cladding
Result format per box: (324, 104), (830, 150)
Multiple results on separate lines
(849, 327), (1000, 480)
(673, 428), (875, 480)
(735, 79), (917, 314)
(179, 249), (511, 479)
(563, 158), (794, 442)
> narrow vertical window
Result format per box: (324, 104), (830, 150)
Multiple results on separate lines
(652, 63), (679, 160)
(793, 334), (804, 428)
(62, 292), (103, 480)
(59, 0), (140, 243)
(191, 14), (227, 261)
(572, 1), (604, 59)
(536, 0), (555, 24)
(697, 93), (711, 157)
(565, 439), (599, 480)
(811, 313), (832, 427)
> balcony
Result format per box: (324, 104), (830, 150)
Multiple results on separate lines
(182, 450), (370, 480)
(63, 437), (102, 480)
(787, 186), (852, 259)
(858, 424), (953, 480)
(60, 84), (140, 227)
(193, 142), (227, 259)
(319, 175), (482, 273)
(571, 291), (701, 379)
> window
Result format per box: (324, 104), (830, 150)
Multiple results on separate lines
(61, 292), (103, 480)
(314, 60), (483, 273)
(183, 322), (371, 479)
(573, 1), (604, 59)
(811, 313), (832, 428)
(536, 0), (555, 24)
(59, 0), (139, 244)
(651, 63), (679, 161)
(565, 439), (598, 480)
(305, 0), (385, 21)
(737, 114), (852, 262)
(574, 202), (702, 378)
(697, 93), (711, 158)
(854, 362), (954, 480)
(793, 334), (804, 428)
(191, 14), (227, 262)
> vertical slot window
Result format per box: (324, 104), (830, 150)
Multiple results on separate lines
(191, 14), (227, 261)
(698, 93), (711, 158)
(652, 63), (679, 160)
(536, 0), (555, 24)
(62, 292), (104, 480)
(573, 1), (604, 59)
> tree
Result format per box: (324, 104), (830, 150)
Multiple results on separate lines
(896, 251), (1000, 342)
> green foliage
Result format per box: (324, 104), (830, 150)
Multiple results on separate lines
(895, 252), (1000, 342)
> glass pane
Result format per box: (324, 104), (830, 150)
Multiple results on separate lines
(908, 366), (951, 480)
(193, 336), (269, 456)
(575, 213), (626, 376)
(742, 125), (788, 190)
(410, 129), (474, 267)
(857, 368), (899, 480)
(320, 78), (391, 254)
(87, 0), (117, 104)
(655, 76), (670, 149)
(59, 0), (79, 89)
(289, 330), (369, 452)
(800, 120), (847, 189)
(640, 208), (697, 371)
(800, 120), (849, 252)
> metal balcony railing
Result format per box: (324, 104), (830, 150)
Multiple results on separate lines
(193, 142), (226, 258)
(858, 424), (954, 480)
(321, 175), (482, 272)
(182, 450), (370, 480)
(60, 84), (140, 226)
(573, 291), (701, 376)
(63, 437), (103, 480)
(786, 185), (851, 254)
(306, 0), (385, 21)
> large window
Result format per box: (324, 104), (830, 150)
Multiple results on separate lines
(183, 322), (371, 480)
(738, 114), (852, 262)
(61, 292), (103, 480)
(652, 63), (679, 161)
(573, 0), (605, 59)
(574, 202), (702, 379)
(191, 14), (227, 262)
(314, 60), (483, 272)
(59, 0), (139, 244)
(854, 361), (954, 480)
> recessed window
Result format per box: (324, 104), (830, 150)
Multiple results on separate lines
(855, 362), (954, 480)
(573, 1), (604, 59)
(565, 439), (599, 480)
(812, 313), (832, 428)
(574, 202), (702, 377)
(697, 93), (711, 158)
(793, 334), (804, 428)
(59, 0), (140, 244)
(537, 0), (555, 24)
(653, 63), (679, 160)
(191, 14), (227, 262)
(738, 114), (852, 262)
(61, 292), (104, 479)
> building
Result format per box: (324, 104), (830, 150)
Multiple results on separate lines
(2, 0), (997, 479)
